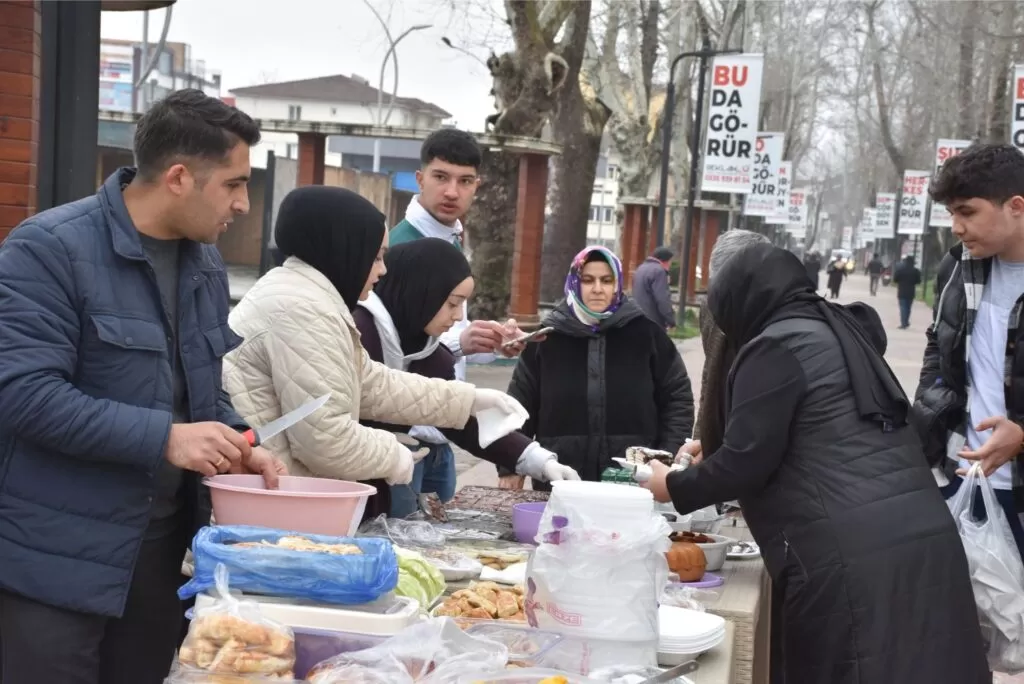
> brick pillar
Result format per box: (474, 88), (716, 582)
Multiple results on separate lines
(0, 1), (40, 242)
(620, 204), (639, 286)
(296, 132), (325, 186)
(648, 206), (659, 254)
(687, 210), (720, 304)
(624, 204), (647, 288)
(508, 153), (548, 327)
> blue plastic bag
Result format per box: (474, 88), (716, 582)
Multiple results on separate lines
(179, 525), (399, 605)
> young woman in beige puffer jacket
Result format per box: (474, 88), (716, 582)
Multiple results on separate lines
(223, 186), (523, 486)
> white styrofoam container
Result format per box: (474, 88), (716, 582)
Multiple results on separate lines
(193, 591), (421, 636)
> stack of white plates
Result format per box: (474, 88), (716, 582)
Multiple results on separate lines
(657, 605), (727, 666)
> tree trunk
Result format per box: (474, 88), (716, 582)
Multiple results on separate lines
(956, 0), (980, 139)
(540, 96), (611, 302)
(537, 0), (609, 304)
(465, 151), (521, 320)
(462, 0), (577, 320)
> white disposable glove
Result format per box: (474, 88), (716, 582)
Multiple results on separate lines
(386, 434), (430, 486)
(515, 442), (580, 482)
(472, 388), (525, 415)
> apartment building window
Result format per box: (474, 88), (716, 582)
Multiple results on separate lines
(588, 206), (597, 221)
(286, 143), (298, 159)
(603, 207), (613, 222)
(288, 105), (302, 120)
(607, 164), (618, 180)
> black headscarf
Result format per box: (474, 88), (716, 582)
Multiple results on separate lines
(274, 186), (386, 311)
(374, 238), (473, 355)
(708, 243), (908, 428)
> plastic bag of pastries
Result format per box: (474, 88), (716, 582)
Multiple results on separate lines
(176, 563), (296, 680)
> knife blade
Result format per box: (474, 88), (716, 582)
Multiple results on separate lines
(638, 660), (699, 684)
(243, 394), (330, 447)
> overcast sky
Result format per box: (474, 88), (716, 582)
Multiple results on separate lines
(100, 0), (511, 130)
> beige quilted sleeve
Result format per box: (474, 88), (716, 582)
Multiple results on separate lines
(262, 296), (408, 482)
(359, 352), (475, 429)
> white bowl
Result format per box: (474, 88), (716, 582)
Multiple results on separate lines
(694, 534), (735, 572)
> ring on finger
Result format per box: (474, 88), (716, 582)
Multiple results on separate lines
(216, 456), (227, 469)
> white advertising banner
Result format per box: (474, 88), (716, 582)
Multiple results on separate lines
(766, 161), (792, 224)
(860, 208), (876, 246)
(841, 226), (852, 250)
(874, 193), (896, 239)
(1012, 64), (1024, 151)
(930, 139), (971, 227)
(786, 189), (810, 238)
(700, 53), (765, 194)
(899, 170), (931, 235)
(743, 132), (786, 216)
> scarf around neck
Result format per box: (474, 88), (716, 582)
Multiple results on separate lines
(564, 246), (624, 329)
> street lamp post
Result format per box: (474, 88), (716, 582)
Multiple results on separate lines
(371, 23), (431, 173)
(655, 39), (742, 327)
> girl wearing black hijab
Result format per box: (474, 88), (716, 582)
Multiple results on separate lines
(354, 238), (579, 518)
(223, 186), (526, 489)
(643, 243), (988, 684)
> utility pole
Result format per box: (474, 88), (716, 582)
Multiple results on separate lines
(655, 37), (742, 326)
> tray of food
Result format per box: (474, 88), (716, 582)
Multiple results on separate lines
(447, 487), (550, 518)
(431, 581), (526, 623)
(445, 540), (534, 571)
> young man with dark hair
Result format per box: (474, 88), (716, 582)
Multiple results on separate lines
(632, 246), (676, 330)
(390, 128), (525, 375)
(0, 89), (283, 683)
(913, 142), (1024, 563)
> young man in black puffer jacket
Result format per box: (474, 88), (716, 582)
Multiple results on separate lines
(913, 142), (1024, 563)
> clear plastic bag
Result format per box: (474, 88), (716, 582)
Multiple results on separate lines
(659, 583), (717, 611)
(176, 564), (296, 679)
(359, 514), (448, 548)
(306, 617), (508, 684)
(165, 672), (303, 683)
(948, 464), (1024, 673)
(178, 526), (399, 605)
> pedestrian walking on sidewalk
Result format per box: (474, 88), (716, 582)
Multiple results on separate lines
(826, 258), (846, 299)
(892, 255), (922, 329)
(913, 142), (1024, 564)
(632, 246), (676, 330)
(867, 252), (884, 295)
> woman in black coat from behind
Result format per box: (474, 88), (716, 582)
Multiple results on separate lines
(644, 243), (988, 684)
(502, 246), (693, 488)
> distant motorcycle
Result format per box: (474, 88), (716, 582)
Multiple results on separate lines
(881, 266), (892, 286)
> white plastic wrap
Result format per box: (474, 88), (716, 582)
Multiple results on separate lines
(524, 483), (670, 668)
(948, 464), (1024, 673)
(305, 617), (508, 684)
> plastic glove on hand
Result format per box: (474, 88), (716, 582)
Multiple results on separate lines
(471, 388), (525, 416)
(542, 460), (580, 482)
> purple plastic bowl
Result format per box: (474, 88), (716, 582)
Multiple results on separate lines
(512, 502), (547, 544)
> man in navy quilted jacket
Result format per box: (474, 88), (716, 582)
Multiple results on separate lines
(0, 90), (282, 684)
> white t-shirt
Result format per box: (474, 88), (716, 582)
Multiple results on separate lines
(959, 258), (1024, 489)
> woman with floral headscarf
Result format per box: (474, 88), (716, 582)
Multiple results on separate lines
(502, 246), (694, 488)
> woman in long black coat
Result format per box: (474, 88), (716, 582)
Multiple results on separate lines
(503, 246), (693, 488)
(644, 243), (988, 684)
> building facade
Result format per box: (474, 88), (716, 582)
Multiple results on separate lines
(99, 38), (221, 114)
(229, 74), (450, 172)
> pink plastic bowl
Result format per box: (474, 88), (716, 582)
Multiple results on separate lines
(512, 502), (546, 544)
(204, 474), (376, 537)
